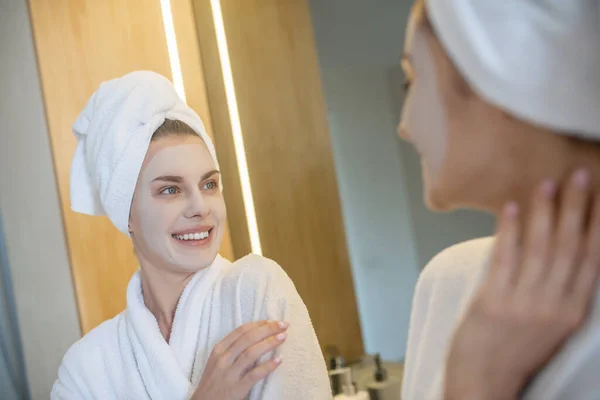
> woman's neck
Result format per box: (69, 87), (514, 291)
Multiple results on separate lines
(479, 135), (600, 218)
(139, 262), (195, 342)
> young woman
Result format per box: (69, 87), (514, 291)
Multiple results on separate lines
(400, 0), (600, 398)
(51, 71), (331, 399)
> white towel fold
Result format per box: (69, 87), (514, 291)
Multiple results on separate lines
(426, 0), (600, 140)
(69, 70), (219, 235)
(51, 254), (333, 399)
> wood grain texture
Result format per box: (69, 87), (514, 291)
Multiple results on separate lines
(28, 0), (233, 333)
(192, 0), (365, 360)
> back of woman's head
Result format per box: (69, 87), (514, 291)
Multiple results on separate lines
(400, 0), (600, 212)
(420, 0), (600, 140)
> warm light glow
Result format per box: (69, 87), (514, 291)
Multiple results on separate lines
(210, 0), (262, 255)
(160, 0), (186, 101)
(160, 0), (261, 255)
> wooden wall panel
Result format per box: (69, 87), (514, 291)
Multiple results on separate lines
(28, 0), (233, 333)
(192, 0), (364, 360)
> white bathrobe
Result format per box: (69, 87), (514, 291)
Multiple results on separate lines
(402, 237), (600, 400)
(51, 254), (332, 400)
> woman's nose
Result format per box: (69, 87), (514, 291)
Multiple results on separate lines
(184, 190), (209, 219)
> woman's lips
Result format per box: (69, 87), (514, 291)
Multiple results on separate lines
(172, 225), (213, 236)
(171, 228), (215, 247)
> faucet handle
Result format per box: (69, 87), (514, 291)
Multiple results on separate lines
(324, 345), (345, 370)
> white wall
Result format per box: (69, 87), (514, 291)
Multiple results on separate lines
(308, 0), (495, 362)
(0, 0), (81, 398)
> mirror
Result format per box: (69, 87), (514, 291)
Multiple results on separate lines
(308, 0), (494, 365)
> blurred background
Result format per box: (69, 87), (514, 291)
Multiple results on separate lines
(0, 0), (493, 398)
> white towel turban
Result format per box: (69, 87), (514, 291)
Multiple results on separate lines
(69, 71), (220, 236)
(426, 0), (600, 140)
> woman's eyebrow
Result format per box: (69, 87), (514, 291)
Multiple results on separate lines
(151, 175), (184, 184)
(201, 170), (220, 181)
(151, 170), (220, 184)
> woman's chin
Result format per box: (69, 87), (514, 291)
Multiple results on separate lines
(169, 249), (219, 272)
(423, 178), (454, 212)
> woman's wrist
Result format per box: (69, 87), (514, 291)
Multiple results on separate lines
(444, 368), (520, 400)
(444, 383), (518, 400)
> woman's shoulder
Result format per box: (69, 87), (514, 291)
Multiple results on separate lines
(221, 253), (293, 287)
(420, 236), (496, 283)
(52, 313), (125, 397)
(216, 254), (298, 313)
(58, 313), (123, 371)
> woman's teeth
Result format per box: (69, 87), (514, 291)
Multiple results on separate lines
(173, 231), (210, 241)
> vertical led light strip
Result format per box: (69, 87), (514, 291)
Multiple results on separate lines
(160, 0), (262, 255)
(160, 0), (187, 101)
(209, 0), (262, 255)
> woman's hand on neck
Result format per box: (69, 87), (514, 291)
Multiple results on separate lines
(492, 136), (600, 243)
(137, 253), (196, 342)
(487, 130), (600, 219)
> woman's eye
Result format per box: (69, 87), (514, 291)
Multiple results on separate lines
(203, 180), (218, 190)
(403, 79), (412, 93)
(160, 186), (179, 195)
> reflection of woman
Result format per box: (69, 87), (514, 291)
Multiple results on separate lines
(400, 0), (600, 398)
(51, 71), (331, 399)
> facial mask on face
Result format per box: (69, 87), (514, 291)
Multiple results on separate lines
(401, 24), (448, 183)
(131, 143), (225, 271)
(70, 71), (221, 236)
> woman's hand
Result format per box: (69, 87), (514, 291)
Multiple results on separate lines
(192, 320), (288, 400)
(445, 169), (600, 400)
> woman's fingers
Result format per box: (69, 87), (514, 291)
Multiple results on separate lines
(573, 192), (600, 304)
(517, 180), (556, 289)
(194, 321), (287, 400)
(222, 321), (288, 367)
(232, 330), (287, 376)
(210, 321), (269, 359)
(547, 169), (591, 293)
(237, 357), (283, 396)
(489, 202), (521, 290)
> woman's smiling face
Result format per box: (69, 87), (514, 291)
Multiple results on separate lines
(128, 134), (226, 272)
